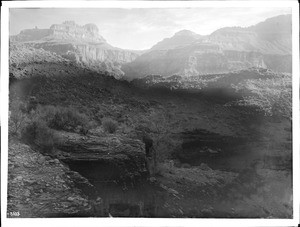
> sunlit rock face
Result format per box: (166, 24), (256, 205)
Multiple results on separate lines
(11, 21), (106, 44)
(48, 21), (107, 44)
(10, 21), (140, 78)
(123, 15), (292, 79)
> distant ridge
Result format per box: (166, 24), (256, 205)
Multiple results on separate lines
(122, 14), (292, 79)
(151, 29), (202, 51)
(10, 15), (292, 80)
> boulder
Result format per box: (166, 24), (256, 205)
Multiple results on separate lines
(54, 131), (148, 183)
(199, 163), (212, 171)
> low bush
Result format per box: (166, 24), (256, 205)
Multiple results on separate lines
(21, 119), (54, 152)
(33, 105), (92, 134)
(9, 100), (28, 136)
(27, 96), (38, 112)
(10, 102), (93, 148)
(102, 117), (118, 133)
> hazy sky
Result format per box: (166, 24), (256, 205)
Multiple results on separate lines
(10, 7), (291, 50)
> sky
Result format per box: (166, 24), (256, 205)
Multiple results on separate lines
(10, 7), (291, 50)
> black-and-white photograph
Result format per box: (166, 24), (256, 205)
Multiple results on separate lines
(1, 1), (299, 225)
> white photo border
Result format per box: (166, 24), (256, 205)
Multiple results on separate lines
(1, 1), (299, 227)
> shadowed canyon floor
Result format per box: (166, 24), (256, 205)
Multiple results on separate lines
(8, 65), (292, 218)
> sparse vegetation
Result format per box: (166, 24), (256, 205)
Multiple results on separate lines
(9, 99), (28, 136)
(228, 75), (292, 119)
(10, 101), (93, 150)
(102, 117), (118, 133)
(33, 105), (92, 133)
(21, 118), (54, 152)
(136, 109), (182, 162)
(8, 45), (292, 218)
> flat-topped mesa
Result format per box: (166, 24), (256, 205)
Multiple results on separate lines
(11, 21), (106, 44)
(49, 21), (106, 43)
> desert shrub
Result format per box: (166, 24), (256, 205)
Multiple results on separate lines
(33, 105), (92, 133)
(102, 117), (118, 133)
(48, 107), (90, 132)
(135, 110), (181, 162)
(27, 96), (38, 112)
(9, 100), (28, 136)
(21, 119), (54, 152)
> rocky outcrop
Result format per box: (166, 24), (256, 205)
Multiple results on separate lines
(52, 131), (148, 183)
(7, 140), (96, 217)
(123, 14), (292, 79)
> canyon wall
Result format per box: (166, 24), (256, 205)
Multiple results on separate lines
(10, 21), (140, 78)
(123, 15), (292, 79)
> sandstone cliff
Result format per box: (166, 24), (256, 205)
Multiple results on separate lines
(10, 21), (140, 78)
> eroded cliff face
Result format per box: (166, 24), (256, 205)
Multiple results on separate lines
(53, 131), (148, 183)
(10, 21), (140, 78)
(49, 21), (106, 44)
(123, 15), (292, 79)
(123, 45), (270, 79)
(32, 42), (138, 78)
(11, 15), (292, 80)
